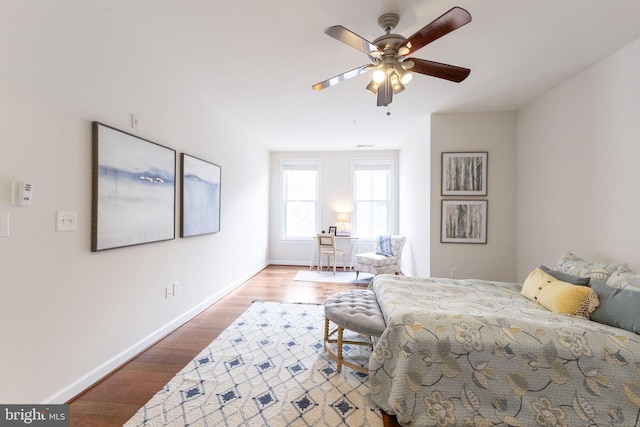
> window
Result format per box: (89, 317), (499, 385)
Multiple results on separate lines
(281, 159), (320, 239)
(352, 158), (394, 237)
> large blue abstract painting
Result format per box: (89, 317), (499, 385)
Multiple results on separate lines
(180, 153), (221, 237)
(92, 122), (176, 251)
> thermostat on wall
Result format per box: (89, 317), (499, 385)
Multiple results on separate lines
(11, 181), (33, 207)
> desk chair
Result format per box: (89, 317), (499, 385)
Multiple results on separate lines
(317, 233), (347, 274)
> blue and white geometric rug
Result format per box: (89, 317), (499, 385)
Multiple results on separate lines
(124, 301), (381, 426)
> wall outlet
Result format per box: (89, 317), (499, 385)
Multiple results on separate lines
(173, 282), (180, 296)
(450, 268), (458, 278)
(165, 285), (172, 299)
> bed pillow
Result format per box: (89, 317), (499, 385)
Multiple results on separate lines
(590, 280), (640, 334)
(606, 265), (640, 290)
(521, 268), (599, 318)
(539, 265), (590, 286)
(554, 251), (622, 282)
(376, 235), (393, 257)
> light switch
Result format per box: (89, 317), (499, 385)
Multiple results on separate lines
(56, 211), (77, 232)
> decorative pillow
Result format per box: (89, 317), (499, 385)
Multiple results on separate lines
(376, 235), (393, 257)
(554, 251), (623, 282)
(606, 264), (639, 289)
(539, 265), (590, 286)
(626, 277), (640, 289)
(521, 268), (599, 318)
(590, 281), (640, 334)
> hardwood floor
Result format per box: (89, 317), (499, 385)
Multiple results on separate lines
(68, 265), (400, 426)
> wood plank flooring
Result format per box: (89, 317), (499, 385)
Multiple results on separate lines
(68, 265), (400, 427)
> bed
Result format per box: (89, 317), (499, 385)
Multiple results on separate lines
(368, 254), (640, 426)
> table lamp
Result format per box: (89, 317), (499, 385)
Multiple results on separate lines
(337, 212), (350, 232)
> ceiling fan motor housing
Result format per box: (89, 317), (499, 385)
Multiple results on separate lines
(374, 13), (406, 55)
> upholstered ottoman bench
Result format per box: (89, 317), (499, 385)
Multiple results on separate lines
(323, 289), (386, 373)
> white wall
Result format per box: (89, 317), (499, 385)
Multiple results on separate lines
(0, 5), (269, 403)
(517, 38), (640, 280)
(398, 119), (431, 277)
(430, 113), (518, 282)
(269, 151), (399, 266)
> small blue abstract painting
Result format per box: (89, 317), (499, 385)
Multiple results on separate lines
(180, 153), (221, 237)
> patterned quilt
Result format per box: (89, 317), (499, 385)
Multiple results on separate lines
(368, 274), (640, 426)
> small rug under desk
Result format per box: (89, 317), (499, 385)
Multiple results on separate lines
(293, 270), (374, 284)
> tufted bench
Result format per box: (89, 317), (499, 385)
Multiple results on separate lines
(323, 289), (386, 373)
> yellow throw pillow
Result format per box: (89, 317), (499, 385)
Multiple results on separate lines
(521, 268), (599, 318)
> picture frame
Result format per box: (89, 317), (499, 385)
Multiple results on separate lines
(328, 226), (337, 235)
(92, 122), (176, 251)
(442, 152), (488, 196)
(180, 153), (221, 237)
(441, 199), (487, 244)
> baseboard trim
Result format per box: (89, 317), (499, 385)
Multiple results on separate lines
(46, 262), (269, 404)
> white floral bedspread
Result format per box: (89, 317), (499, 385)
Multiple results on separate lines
(368, 274), (640, 426)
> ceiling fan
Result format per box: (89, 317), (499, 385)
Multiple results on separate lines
(312, 7), (472, 107)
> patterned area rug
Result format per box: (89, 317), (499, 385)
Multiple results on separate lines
(293, 270), (374, 284)
(125, 301), (381, 426)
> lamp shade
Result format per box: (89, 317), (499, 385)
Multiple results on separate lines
(337, 212), (350, 223)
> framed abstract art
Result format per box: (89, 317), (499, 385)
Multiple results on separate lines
(92, 122), (176, 251)
(180, 153), (221, 237)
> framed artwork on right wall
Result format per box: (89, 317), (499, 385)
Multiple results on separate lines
(442, 151), (488, 196)
(441, 199), (487, 244)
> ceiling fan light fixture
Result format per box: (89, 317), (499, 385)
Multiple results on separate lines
(366, 79), (381, 94)
(372, 68), (386, 83)
(390, 73), (405, 94)
(400, 71), (413, 84)
(394, 64), (413, 85)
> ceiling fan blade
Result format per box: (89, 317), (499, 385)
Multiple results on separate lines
(312, 64), (374, 91)
(377, 77), (392, 106)
(324, 25), (382, 60)
(408, 58), (470, 83)
(398, 7), (471, 57)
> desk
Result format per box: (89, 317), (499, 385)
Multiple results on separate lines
(309, 235), (359, 270)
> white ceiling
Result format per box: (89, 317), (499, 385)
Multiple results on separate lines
(252, 0), (640, 151)
(5, 1), (640, 152)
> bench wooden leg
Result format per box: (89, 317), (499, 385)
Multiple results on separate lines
(337, 326), (344, 372)
(324, 316), (329, 343)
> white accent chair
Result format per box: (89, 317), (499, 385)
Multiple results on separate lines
(317, 233), (347, 274)
(354, 235), (406, 278)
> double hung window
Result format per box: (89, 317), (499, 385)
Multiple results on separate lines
(352, 158), (393, 237)
(281, 159), (320, 239)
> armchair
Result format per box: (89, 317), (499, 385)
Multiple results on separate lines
(354, 235), (406, 278)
